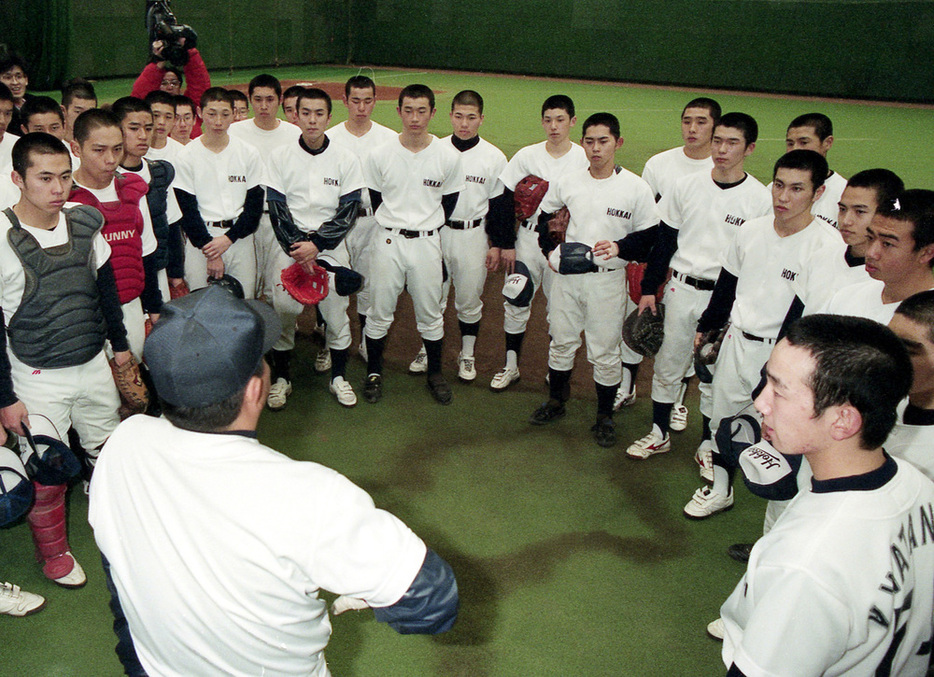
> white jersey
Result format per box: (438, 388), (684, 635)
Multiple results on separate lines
(145, 137), (184, 164)
(641, 145), (713, 200)
(812, 170), (848, 230)
(365, 135), (464, 232)
(660, 171), (771, 281)
(823, 278), (900, 325)
(724, 215), (848, 338)
(540, 166), (658, 271)
(888, 400), (934, 481)
(0, 132), (17, 210)
(265, 136), (366, 235)
(90, 415), (427, 677)
(721, 456), (934, 677)
(499, 140), (588, 219)
(229, 118), (301, 164)
(329, 121), (397, 211)
(174, 135), (264, 222)
(442, 135), (507, 221)
(0, 209), (110, 324)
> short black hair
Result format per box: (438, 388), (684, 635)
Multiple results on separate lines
(145, 90), (176, 108)
(399, 84), (435, 110)
(878, 189), (934, 254)
(541, 94), (574, 118)
(73, 108), (121, 144)
(581, 112), (620, 140)
(163, 65), (184, 86)
(846, 169), (905, 212)
(200, 87), (233, 110)
(174, 94), (195, 113)
(296, 88), (332, 115)
(248, 74), (281, 98)
(451, 90), (483, 113)
(715, 112), (758, 145)
(345, 75), (376, 98)
(682, 97), (721, 122)
(895, 290), (934, 344)
(61, 78), (97, 109)
(282, 85), (305, 101)
(0, 52), (28, 77)
(782, 314), (912, 450)
(228, 89), (249, 106)
(111, 96), (152, 123)
(161, 361), (265, 433)
(12, 132), (71, 177)
(773, 149), (828, 192)
(0, 82), (13, 105)
(21, 96), (65, 128)
(788, 113), (833, 141)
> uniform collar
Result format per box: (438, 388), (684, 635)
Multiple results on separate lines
(811, 452), (897, 493)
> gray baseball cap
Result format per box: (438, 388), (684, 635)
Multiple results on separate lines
(145, 286), (282, 408)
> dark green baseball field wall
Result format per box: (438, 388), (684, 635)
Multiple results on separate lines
(3, 0), (934, 102)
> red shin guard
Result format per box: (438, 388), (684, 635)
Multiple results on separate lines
(26, 482), (75, 580)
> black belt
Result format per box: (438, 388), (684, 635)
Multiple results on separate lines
(206, 220), (234, 229)
(385, 227), (437, 239)
(360, 207), (374, 217)
(447, 219), (482, 230)
(520, 219), (536, 231)
(672, 269), (716, 291)
(741, 331), (776, 345)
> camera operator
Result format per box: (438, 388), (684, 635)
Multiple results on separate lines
(131, 39), (210, 139)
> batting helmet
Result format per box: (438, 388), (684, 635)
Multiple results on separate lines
(503, 261), (534, 307)
(206, 273), (245, 299)
(20, 417), (81, 487)
(0, 447), (33, 527)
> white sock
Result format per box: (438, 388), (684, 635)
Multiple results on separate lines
(712, 465), (731, 496)
(620, 367), (633, 395)
(651, 423), (666, 439)
(505, 350), (518, 371)
(461, 334), (477, 356)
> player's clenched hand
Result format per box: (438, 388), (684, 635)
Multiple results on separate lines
(486, 247), (501, 272)
(501, 248), (516, 275)
(593, 240), (619, 260)
(207, 256), (225, 279)
(694, 331), (704, 350)
(290, 241), (319, 265)
(203, 235), (232, 260)
(0, 400), (29, 437)
(331, 595), (370, 615)
(113, 350), (133, 367)
(638, 294), (657, 315)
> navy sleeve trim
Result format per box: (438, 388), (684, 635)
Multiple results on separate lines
(372, 548), (459, 635)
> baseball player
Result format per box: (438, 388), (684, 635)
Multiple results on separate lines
(143, 90), (183, 162)
(488, 94), (588, 391)
(0, 84), (18, 211)
(683, 150), (848, 518)
(282, 85), (305, 126)
(228, 74), (301, 303)
(530, 112), (658, 446)
(229, 89), (249, 122)
(69, 109), (162, 359)
(0, 132), (131, 587)
(634, 97), (720, 423)
(329, 75), (398, 363)
(60, 78), (97, 145)
(19, 96), (65, 139)
(170, 94), (196, 145)
(0, 52), (31, 135)
(626, 113), (771, 466)
(265, 88), (364, 409)
(173, 87), (264, 298)
(720, 314), (934, 677)
(362, 84), (464, 405)
(406, 90), (507, 381)
(783, 113), (847, 229)
(90, 286), (459, 677)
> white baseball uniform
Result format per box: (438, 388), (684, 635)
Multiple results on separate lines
(440, 134), (507, 325)
(721, 455), (934, 677)
(173, 135), (264, 298)
(652, 172), (771, 414)
(265, 135), (366, 352)
(823, 278), (902, 325)
(90, 414), (429, 677)
(498, 141), (588, 334)
(0, 132), (17, 210)
(540, 166), (658, 385)
(363, 135), (464, 342)
(888, 400), (934, 482)
(145, 136), (184, 164)
(329, 120), (397, 317)
(710, 216), (848, 431)
(641, 146), (713, 200)
(229, 118), (302, 298)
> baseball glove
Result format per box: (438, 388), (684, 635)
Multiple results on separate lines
(622, 304), (666, 357)
(514, 175), (549, 221)
(626, 262), (670, 304)
(547, 206), (570, 246)
(109, 355), (149, 416)
(207, 273), (245, 299)
(281, 262), (329, 305)
(694, 326), (728, 383)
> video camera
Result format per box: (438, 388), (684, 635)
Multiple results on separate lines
(145, 0), (198, 68)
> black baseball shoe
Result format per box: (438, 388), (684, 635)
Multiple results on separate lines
(727, 542), (754, 563)
(529, 399), (566, 425)
(363, 374), (382, 404)
(427, 374), (453, 405)
(590, 417), (617, 448)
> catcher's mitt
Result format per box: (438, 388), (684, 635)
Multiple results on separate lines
(625, 262), (670, 304)
(281, 262), (329, 305)
(694, 326), (728, 383)
(547, 206), (570, 246)
(622, 304), (666, 357)
(207, 273), (245, 299)
(110, 354), (149, 416)
(514, 175), (549, 221)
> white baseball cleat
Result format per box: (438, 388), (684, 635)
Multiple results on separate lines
(625, 430), (671, 459)
(457, 353), (477, 382)
(669, 404), (689, 432)
(706, 618), (725, 640)
(267, 378), (292, 411)
(613, 385), (636, 411)
(490, 367), (520, 391)
(49, 552), (87, 588)
(314, 348), (331, 373)
(683, 486), (733, 519)
(408, 346), (428, 374)
(695, 440), (714, 483)
(329, 376), (357, 407)
(0, 582), (46, 616)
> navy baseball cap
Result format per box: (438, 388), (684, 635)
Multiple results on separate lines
(145, 286), (282, 408)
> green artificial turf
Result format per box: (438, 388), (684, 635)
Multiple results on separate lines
(6, 65), (932, 675)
